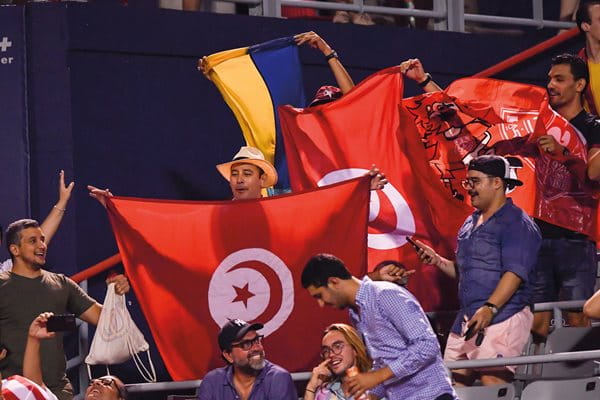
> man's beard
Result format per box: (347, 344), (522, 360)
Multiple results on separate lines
(236, 350), (266, 375)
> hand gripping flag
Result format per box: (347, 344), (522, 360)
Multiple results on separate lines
(201, 36), (306, 189)
(279, 67), (473, 312)
(404, 77), (597, 239)
(106, 177), (370, 380)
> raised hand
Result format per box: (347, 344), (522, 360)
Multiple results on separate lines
(87, 185), (114, 209)
(28, 312), (56, 340)
(295, 31), (332, 55)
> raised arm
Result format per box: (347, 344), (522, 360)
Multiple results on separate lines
(87, 185), (114, 209)
(400, 58), (443, 93)
(23, 313), (56, 387)
(40, 170), (74, 245)
(295, 31), (355, 94)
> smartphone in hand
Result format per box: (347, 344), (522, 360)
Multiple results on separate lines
(463, 323), (477, 341)
(406, 237), (421, 252)
(46, 314), (76, 332)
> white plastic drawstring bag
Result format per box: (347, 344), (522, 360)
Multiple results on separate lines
(85, 283), (157, 382)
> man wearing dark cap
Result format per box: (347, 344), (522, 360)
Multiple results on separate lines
(415, 155), (541, 387)
(197, 318), (297, 400)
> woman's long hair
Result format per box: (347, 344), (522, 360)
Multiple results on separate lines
(323, 323), (372, 373)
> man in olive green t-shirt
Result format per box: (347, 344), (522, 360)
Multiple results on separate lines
(0, 219), (130, 400)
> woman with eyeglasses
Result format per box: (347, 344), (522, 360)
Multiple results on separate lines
(304, 323), (381, 400)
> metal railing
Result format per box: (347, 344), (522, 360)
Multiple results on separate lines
(446, 349), (600, 370)
(123, 349), (600, 395)
(119, 299), (596, 395)
(217, 0), (578, 32)
(533, 300), (586, 329)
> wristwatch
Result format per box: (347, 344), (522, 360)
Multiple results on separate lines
(325, 50), (338, 61)
(418, 73), (432, 87)
(484, 302), (499, 316)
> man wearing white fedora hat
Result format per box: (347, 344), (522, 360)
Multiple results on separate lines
(88, 146), (387, 204)
(216, 146), (387, 201)
(215, 146), (279, 201)
(87, 146), (276, 204)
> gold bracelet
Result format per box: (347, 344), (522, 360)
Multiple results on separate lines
(53, 205), (66, 212)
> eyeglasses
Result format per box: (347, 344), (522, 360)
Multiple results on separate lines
(90, 376), (127, 399)
(231, 335), (264, 351)
(91, 377), (117, 388)
(461, 176), (495, 190)
(320, 341), (346, 359)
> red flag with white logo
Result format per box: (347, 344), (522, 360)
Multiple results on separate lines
(279, 67), (472, 312)
(404, 77), (596, 239)
(105, 177), (369, 380)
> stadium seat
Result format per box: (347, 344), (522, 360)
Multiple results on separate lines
(542, 326), (600, 378)
(454, 383), (515, 400)
(520, 377), (600, 400)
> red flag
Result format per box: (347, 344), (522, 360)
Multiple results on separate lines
(279, 67), (472, 312)
(106, 177), (370, 380)
(404, 77), (596, 239)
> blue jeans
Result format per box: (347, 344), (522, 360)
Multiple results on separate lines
(531, 238), (597, 303)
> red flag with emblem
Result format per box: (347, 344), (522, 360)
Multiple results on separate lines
(106, 177), (370, 380)
(279, 67), (473, 312)
(404, 77), (596, 239)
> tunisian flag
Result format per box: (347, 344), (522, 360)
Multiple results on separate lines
(279, 67), (473, 312)
(106, 177), (370, 380)
(404, 77), (596, 239)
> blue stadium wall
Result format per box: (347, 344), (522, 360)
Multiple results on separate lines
(0, 1), (585, 389)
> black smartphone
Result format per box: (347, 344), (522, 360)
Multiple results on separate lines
(463, 323), (477, 341)
(475, 331), (485, 347)
(46, 314), (76, 332)
(406, 237), (421, 252)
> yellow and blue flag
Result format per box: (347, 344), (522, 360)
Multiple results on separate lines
(203, 36), (306, 189)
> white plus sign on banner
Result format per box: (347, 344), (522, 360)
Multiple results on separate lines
(0, 37), (12, 52)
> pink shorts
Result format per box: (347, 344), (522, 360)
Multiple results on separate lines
(444, 307), (533, 373)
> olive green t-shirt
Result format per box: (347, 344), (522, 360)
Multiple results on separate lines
(0, 270), (96, 398)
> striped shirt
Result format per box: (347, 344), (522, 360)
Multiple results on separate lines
(2, 375), (58, 400)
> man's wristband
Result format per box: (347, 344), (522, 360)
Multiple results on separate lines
(53, 205), (66, 212)
(418, 73), (432, 88)
(325, 50), (338, 61)
(484, 302), (499, 316)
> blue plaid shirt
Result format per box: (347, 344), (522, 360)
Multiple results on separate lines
(452, 198), (541, 334)
(350, 278), (456, 400)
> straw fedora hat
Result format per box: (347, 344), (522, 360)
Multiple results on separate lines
(216, 146), (278, 187)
